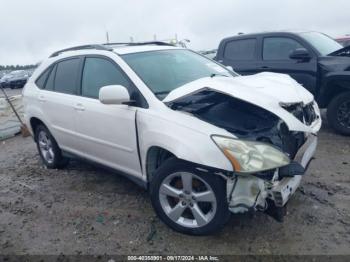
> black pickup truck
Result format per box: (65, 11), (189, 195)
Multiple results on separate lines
(215, 31), (350, 135)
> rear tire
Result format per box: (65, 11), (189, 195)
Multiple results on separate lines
(35, 125), (69, 169)
(327, 91), (350, 136)
(150, 158), (230, 235)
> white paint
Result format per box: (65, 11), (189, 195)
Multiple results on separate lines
(23, 46), (321, 182)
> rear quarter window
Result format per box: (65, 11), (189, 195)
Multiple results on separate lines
(45, 64), (56, 91)
(223, 39), (256, 60)
(35, 67), (52, 89)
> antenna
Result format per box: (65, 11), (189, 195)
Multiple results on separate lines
(106, 31), (110, 44)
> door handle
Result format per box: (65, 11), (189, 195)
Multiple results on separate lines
(38, 95), (46, 102)
(260, 66), (270, 69)
(74, 103), (85, 111)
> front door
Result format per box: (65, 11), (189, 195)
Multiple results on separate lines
(257, 36), (318, 94)
(74, 56), (141, 177)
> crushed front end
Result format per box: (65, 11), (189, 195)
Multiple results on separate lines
(225, 133), (317, 221)
(167, 90), (321, 221)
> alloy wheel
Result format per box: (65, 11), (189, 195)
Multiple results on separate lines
(38, 130), (55, 164)
(159, 172), (217, 228)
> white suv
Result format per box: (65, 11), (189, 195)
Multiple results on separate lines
(23, 42), (321, 235)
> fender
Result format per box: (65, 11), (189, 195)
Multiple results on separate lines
(25, 106), (51, 136)
(137, 109), (234, 174)
(22, 83), (49, 135)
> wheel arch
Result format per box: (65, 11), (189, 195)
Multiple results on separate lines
(29, 117), (48, 141)
(145, 145), (177, 184)
(318, 73), (350, 108)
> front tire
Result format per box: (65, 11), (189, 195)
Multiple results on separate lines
(35, 125), (69, 169)
(150, 158), (230, 235)
(327, 91), (350, 136)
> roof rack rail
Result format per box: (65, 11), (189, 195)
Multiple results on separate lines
(49, 44), (113, 58)
(49, 41), (174, 58)
(103, 41), (174, 47)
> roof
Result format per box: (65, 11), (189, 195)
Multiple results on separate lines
(112, 44), (181, 55)
(221, 30), (318, 40)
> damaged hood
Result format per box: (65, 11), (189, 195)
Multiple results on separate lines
(163, 72), (320, 133)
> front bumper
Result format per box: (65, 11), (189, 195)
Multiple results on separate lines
(227, 134), (318, 213)
(271, 134), (317, 207)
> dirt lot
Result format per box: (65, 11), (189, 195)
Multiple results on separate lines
(0, 121), (349, 256)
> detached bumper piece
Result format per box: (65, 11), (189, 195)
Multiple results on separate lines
(227, 135), (318, 221)
(279, 161), (305, 177)
(271, 134), (317, 208)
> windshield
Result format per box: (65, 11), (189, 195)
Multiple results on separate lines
(299, 32), (343, 56)
(122, 49), (236, 99)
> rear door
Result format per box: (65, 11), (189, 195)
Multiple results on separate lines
(218, 38), (258, 75)
(73, 56), (142, 177)
(38, 57), (82, 151)
(257, 36), (318, 94)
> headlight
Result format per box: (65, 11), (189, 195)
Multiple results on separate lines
(212, 135), (290, 173)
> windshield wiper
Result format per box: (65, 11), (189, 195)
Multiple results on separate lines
(210, 73), (229, 78)
(154, 91), (170, 95)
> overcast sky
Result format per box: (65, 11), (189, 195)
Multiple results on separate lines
(1, 0), (349, 65)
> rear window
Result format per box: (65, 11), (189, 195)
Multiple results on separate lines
(54, 58), (80, 94)
(223, 39), (256, 60)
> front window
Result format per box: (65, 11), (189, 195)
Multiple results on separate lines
(263, 37), (304, 60)
(82, 57), (131, 99)
(122, 49), (236, 99)
(299, 32), (343, 56)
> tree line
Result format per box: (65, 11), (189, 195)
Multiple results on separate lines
(0, 64), (37, 70)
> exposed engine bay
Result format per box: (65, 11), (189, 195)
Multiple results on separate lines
(166, 89), (306, 159)
(166, 89), (318, 221)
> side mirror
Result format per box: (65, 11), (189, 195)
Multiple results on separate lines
(226, 65), (234, 71)
(289, 48), (311, 61)
(99, 85), (131, 105)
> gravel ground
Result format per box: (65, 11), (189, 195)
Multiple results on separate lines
(0, 121), (349, 256)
